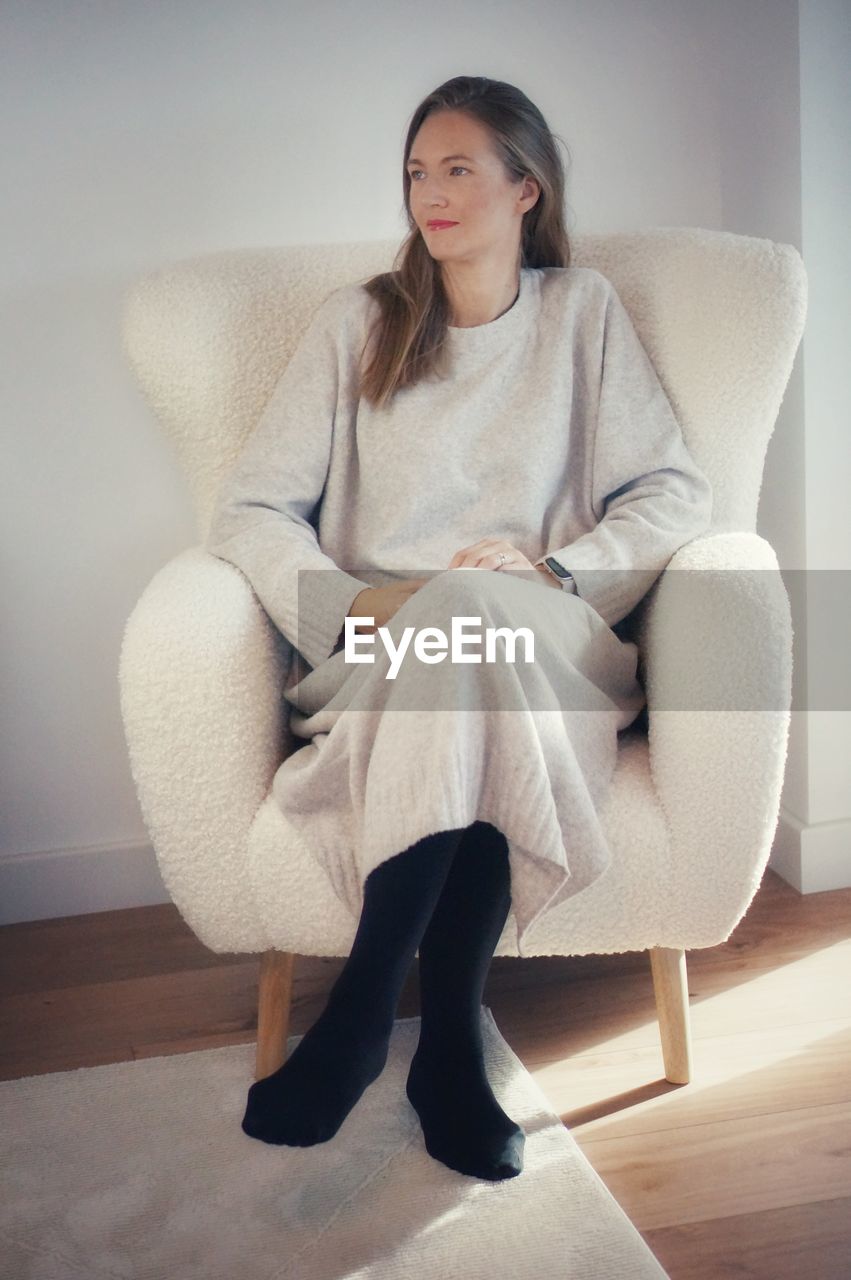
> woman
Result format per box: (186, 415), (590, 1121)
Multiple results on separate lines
(206, 75), (713, 1182)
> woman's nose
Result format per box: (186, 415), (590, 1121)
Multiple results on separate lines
(417, 175), (448, 199)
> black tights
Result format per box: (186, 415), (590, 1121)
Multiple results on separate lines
(241, 822), (524, 1180)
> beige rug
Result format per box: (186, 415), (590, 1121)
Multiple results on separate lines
(0, 1008), (669, 1279)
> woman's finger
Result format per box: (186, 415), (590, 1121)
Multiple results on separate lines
(448, 538), (519, 569)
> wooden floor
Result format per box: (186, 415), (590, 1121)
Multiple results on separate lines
(1, 867), (849, 1278)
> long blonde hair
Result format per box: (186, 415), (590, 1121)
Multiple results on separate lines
(357, 75), (573, 410)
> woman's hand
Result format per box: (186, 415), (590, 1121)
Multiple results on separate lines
(346, 579), (431, 635)
(341, 540), (560, 651)
(447, 538), (561, 588)
(448, 537), (533, 571)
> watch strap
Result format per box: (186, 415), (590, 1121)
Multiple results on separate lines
(540, 557), (576, 592)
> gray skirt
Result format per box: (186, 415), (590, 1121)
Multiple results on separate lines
(272, 568), (645, 954)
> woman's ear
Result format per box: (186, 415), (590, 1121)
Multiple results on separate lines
(522, 176), (541, 211)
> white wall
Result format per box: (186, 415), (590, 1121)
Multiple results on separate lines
(769, 0), (851, 892)
(1, 0), (838, 924)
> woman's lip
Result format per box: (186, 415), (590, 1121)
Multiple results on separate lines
(427, 221), (458, 229)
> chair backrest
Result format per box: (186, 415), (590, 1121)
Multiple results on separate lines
(121, 227), (806, 541)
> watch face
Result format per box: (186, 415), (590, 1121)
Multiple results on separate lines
(544, 556), (572, 580)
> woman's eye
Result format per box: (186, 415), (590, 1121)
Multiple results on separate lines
(409, 167), (468, 180)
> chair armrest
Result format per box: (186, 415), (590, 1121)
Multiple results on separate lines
(118, 546), (294, 952)
(635, 532), (793, 944)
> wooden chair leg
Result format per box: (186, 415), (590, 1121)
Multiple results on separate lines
(649, 946), (693, 1084)
(255, 949), (296, 1081)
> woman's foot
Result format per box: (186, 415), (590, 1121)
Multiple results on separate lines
(242, 829), (467, 1148)
(242, 999), (393, 1146)
(406, 1038), (525, 1180)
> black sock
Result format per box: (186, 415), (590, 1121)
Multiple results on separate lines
(406, 820), (526, 1181)
(242, 827), (465, 1146)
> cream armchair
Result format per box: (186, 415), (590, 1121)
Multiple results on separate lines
(118, 229), (806, 1084)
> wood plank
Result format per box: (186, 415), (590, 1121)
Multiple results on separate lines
(0, 903), (242, 995)
(0, 964), (259, 1078)
(577, 1100), (851, 1230)
(532, 1019), (851, 1136)
(642, 1197), (851, 1279)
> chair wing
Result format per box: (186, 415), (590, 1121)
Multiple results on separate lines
(636, 530), (793, 943)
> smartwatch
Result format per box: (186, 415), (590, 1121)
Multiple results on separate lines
(541, 556), (577, 592)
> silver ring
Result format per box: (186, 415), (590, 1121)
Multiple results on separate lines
(498, 552), (508, 567)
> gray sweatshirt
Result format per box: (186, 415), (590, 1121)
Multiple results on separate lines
(206, 265), (713, 672)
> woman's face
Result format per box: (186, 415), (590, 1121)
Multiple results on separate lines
(406, 109), (539, 267)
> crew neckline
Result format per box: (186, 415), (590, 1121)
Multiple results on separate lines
(445, 267), (537, 347)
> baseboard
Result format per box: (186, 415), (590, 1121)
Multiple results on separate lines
(769, 808), (851, 893)
(0, 841), (171, 926)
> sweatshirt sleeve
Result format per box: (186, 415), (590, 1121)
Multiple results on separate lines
(536, 280), (713, 628)
(205, 288), (372, 670)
